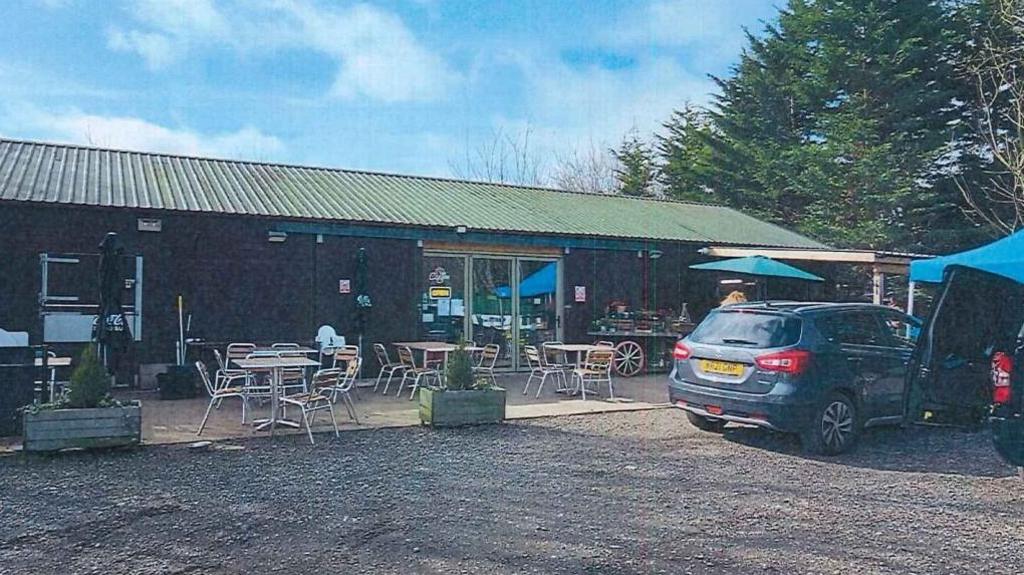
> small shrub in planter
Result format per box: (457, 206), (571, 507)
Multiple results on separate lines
(419, 341), (506, 427)
(22, 345), (141, 452)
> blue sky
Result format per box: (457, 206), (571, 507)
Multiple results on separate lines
(0, 0), (781, 178)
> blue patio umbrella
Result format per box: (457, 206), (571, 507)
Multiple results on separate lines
(493, 261), (557, 298)
(690, 256), (823, 300)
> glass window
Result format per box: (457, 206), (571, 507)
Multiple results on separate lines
(690, 311), (802, 348)
(880, 312), (920, 347)
(818, 312), (887, 346)
(419, 256), (465, 342)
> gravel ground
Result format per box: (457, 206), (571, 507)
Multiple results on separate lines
(1, 409), (1022, 575)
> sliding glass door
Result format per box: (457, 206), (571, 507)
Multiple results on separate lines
(470, 257), (514, 369)
(422, 252), (561, 370)
(517, 259), (559, 361)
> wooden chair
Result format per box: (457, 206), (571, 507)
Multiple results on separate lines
(572, 348), (615, 400)
(281, 368), (342, 445)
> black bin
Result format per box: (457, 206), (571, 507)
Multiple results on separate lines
(0, 347), (37, 436)
(158, 365), (197, 400)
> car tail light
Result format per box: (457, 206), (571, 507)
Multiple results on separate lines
(673, 341), (692, 360)
(992, 352), (1013, 405)
(755, 349), (811, 375)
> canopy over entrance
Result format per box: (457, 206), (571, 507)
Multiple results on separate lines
(910, 230), (1024, 284)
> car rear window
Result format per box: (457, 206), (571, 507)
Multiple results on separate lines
(689, 310), (802, 348)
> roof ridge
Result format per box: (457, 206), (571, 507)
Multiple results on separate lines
(0, 136), (729, 209)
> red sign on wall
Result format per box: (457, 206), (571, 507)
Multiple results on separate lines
(574, 286), (586, 303)
(339, 279), (351, 294)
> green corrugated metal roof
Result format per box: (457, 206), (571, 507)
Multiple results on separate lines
(0, 138), (826, 249)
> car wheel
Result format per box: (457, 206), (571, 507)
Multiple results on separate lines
(801, 393), (859, 455)
(685, 411), (726, 433)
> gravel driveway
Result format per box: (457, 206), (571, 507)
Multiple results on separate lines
(2, 409), (1022, 574)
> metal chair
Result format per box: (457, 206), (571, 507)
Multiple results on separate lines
(594, 340), (615, 348)
(541, 341), (570, 368)
(241, 352), (274, 402)
(396, 345), (439, 400)
(472, 344), (500, 386)
(195, 361), (249, 435)
(325, 357), (361, 425)
(226, 343), (256, 363)
(214, 349), (250, 390)
(277, 350), (309, 397)
(281, 368), (342, 445)
(522, 345), (566, 398)
(571, 348), (615, 400)
(373, 342), (407, 394)
(332, 345), (361, 368)
(271, 342), (301, 350)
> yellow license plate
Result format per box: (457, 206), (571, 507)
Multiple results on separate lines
(698, 359), (744, 376)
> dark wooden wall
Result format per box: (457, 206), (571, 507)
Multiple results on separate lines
(0, 203), (419, 371)
(561, 243), (719, 342)
(1, 201), (770, 375)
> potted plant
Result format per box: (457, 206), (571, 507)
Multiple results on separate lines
(22, 345), (141, 452)
(419, 341), (506, 427)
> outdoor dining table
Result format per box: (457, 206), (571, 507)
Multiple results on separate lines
(392, 341), (485, 379)
(233, 356), (321, 433)
(248, 346), (319, 356)
(543, 343), (605, 394)
(544, 343), (602, 367)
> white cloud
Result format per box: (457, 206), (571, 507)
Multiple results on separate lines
(107, 29), (175, 69)
(603, 0), (774, 69)
(106, 0), (457, 102)
(494, 52), (715, 158)
(8, 106), (284, 160)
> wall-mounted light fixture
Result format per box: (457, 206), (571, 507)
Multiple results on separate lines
(563, 246), (571, 255)
(649, 250), (664, 260)
(719, 278), (744, 285)
(268, 231), (288, 243)
(455, 225), (468, 234)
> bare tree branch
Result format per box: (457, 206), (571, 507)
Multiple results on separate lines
(959, 0), (1024, 234)
(448, 125), (549, 187)
(550, 139), (617, 194)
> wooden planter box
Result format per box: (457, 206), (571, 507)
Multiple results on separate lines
(419, 388), (506, 427)
(23, 401), (142, 452)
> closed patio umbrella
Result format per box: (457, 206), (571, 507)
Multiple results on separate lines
(95, 232), (132, 378)
(353, 248), (372, 377)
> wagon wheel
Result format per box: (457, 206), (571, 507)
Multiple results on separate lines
(613, 340), (645, 377)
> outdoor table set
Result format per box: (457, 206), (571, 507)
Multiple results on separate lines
(232, 354), (320, 432)
(534, 342), (615, 400)
(195, 342), (360, 443)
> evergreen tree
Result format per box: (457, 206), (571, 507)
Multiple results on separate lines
(657, 104), (716, 202)
(661, 0), (986, 251)
(611, 132), (658, 197)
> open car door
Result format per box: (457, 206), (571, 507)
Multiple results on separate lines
(905, 267), (1024, 466)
